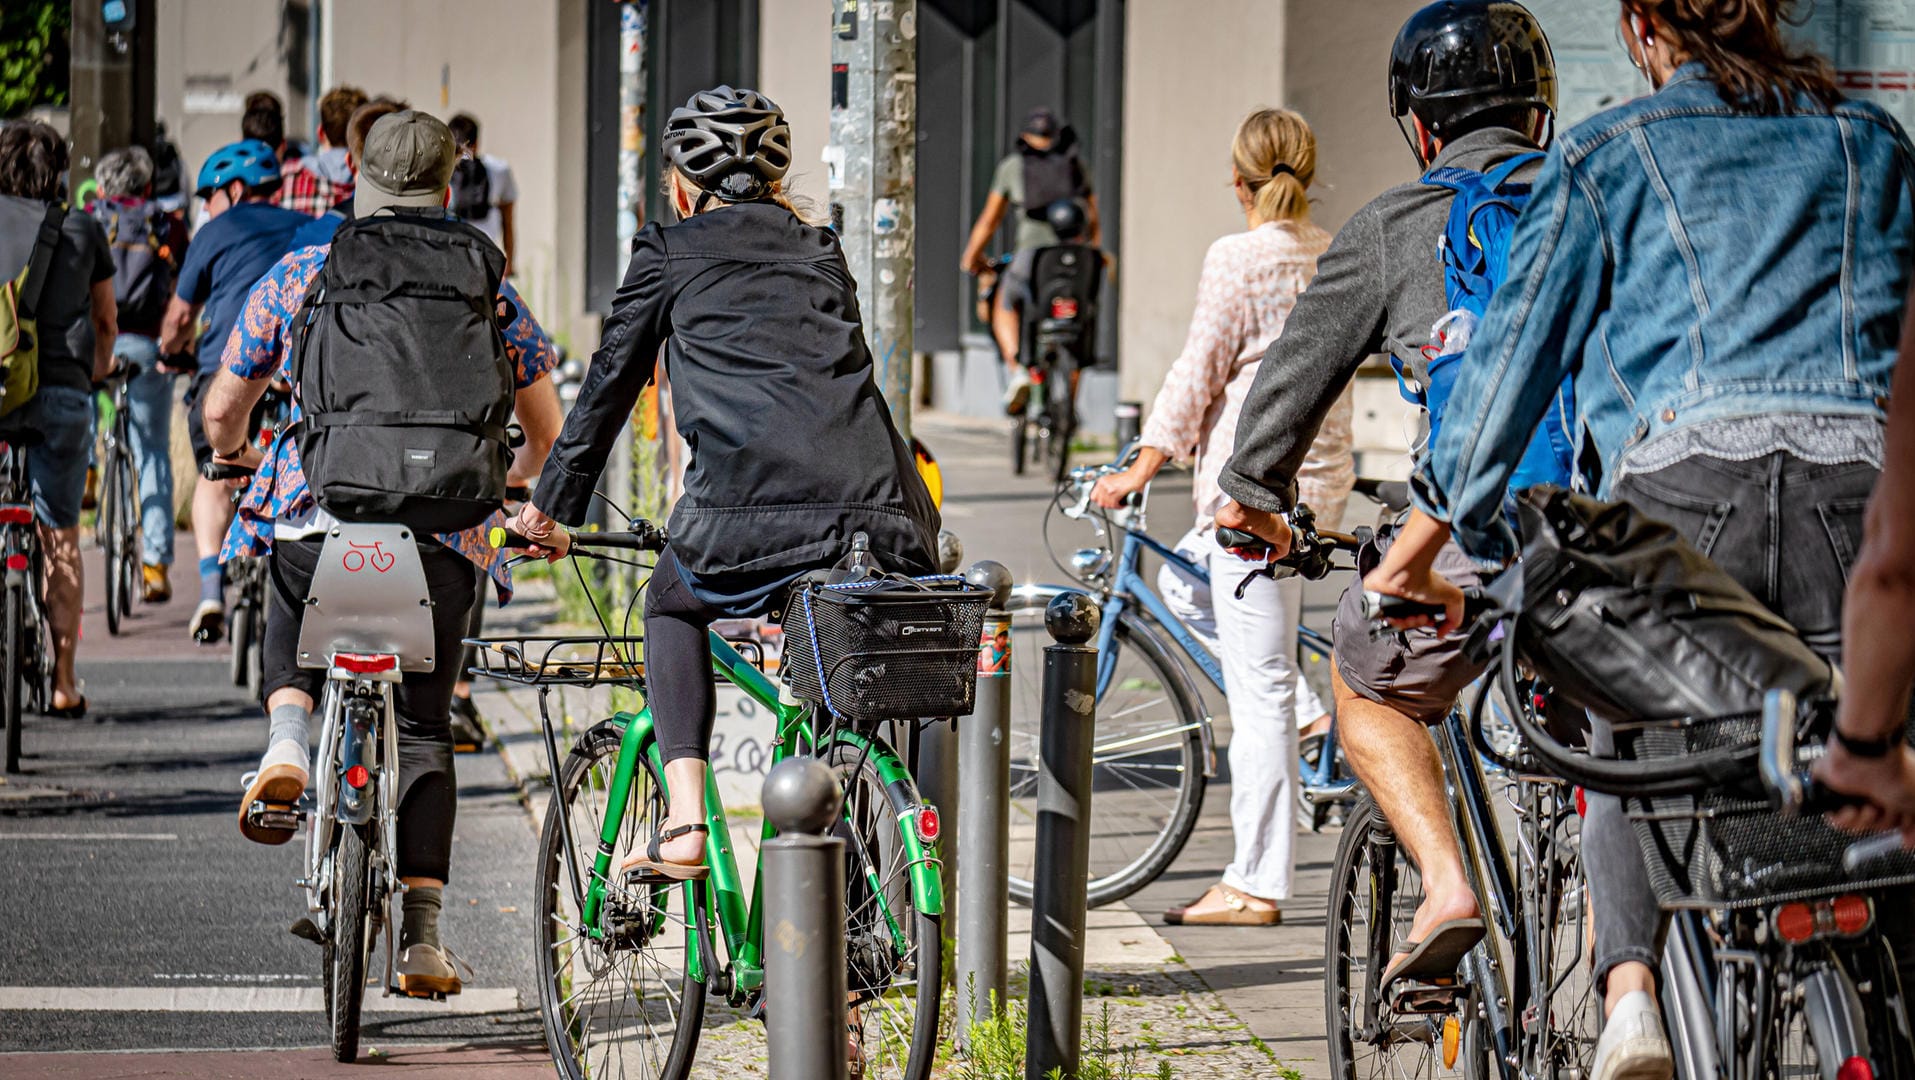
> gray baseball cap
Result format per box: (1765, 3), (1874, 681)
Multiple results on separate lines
(354, 110), (455, 217)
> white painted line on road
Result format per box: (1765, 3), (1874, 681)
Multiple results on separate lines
(0, 987), (521, 1014)
(0, 832), (179, 841)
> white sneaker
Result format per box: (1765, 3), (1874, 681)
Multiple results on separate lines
(1593, 990), (1674, 1080)
(190, 600), (225, 644)
(238, 739), (310, 845)
(1002, 369), (1033, 416)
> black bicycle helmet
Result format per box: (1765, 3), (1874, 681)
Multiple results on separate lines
(1389, 0), (1556, 153)
(662, 85), (793, 205)
(1044, 198), (1088, 242)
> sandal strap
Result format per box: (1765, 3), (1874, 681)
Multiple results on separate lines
(645, 822), (711, 864)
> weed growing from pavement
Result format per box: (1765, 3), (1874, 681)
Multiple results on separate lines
(951, 977), (1176, 1080)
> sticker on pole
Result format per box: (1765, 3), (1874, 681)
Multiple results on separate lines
(978, 616), (1011, 677)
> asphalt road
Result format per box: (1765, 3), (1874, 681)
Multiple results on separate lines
(0, 539), (550, 1076)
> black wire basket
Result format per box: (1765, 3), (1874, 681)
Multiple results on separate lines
(781, 575), (991, 723)
(1616, 711), (1915, 910)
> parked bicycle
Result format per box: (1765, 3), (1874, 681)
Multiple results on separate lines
(1004, 448), (1365, 908)
(477, 520), (980, 1080)
(95, 362), (142, 636)
(0, 427), (52, 774)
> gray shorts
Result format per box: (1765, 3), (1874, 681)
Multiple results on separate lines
(1331, 525), (1488, 723)
(996, 249), (1036, 312)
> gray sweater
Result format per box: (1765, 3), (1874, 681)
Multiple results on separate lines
(1219, 126), (1544, 514)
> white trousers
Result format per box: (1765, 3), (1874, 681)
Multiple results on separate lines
(1159, 526), (1321, 901)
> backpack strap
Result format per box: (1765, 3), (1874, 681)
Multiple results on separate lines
(304, 410), (508, 443)
(1479, 151), (1546, 193)
(17, 203), (66, 320)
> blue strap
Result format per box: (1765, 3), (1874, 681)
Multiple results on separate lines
(1480, 151), (1545, 192)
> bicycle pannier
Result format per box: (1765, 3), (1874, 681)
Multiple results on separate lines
(783, 576), (991, 723)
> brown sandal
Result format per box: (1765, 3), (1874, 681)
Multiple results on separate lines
(618, 822), (711, 882)
(1163, 883), (1281, 926)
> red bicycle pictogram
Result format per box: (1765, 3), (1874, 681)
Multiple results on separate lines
(342, 540), (397, 574)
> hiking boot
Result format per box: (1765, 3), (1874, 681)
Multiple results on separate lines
(142, 563), (172, 604)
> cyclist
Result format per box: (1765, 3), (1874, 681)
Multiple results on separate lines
(288, 97), (407, 251)
(515, 86), (940, 882)
(89, 146), (192, 603)
(0, 120), (119, 719)
(158, 139), (307, 645)
(1214, 0), (1553, 993)
(960, 107), (1102, 413)
(1362, 2), (1915, 1074)
(1091, 107), (1352, 926)
(208, 110), (563, 995)
(276, 85), (365, 218)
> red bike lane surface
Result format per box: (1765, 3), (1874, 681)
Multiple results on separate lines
(0, 1043), (553, 1078)
(79, 530), (214, 664)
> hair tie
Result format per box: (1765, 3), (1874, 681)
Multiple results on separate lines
(1269, 163), (1295, 178)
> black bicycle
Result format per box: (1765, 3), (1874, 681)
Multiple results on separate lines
(0, 428), (52, 773)
(96, 362), (143, 636)
(206, 388), (286, 690)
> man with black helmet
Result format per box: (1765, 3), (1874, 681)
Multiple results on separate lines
(1213, 0), (1555, 1012)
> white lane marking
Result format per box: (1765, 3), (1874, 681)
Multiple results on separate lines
(0, 832), (179, 841)
(0, 987), (521, 1014)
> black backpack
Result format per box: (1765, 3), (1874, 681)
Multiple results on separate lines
(291, 213), (516, 533)
(93, 202), (175, 333)
(1019, 127), (1087, 223)
(449, 155), (491, 222)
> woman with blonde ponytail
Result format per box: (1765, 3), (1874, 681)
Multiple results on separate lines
(1092, 106), (1353, 926)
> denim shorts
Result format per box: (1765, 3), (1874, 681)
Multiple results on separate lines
(21, 385), (95, 529)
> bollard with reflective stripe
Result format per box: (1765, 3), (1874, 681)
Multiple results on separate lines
(958, 560), (1014, 1040)
(1025, 591), (1100, 1080)
(761, 756), (849, 1080)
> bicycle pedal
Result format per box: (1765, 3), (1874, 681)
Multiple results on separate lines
(1388, 978), (1466, 1015)
(248, 802), (305, 832)
(289, 916), (323, 945)
(391, 984), (448, 1002)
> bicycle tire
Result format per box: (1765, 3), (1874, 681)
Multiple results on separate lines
(102, 457), (124, 636)
(229, 602), (254, 689)
(246, 606), (266, 700)
(1011, 414), (1028, 476)
(1004, 594), (1207, 908)
(116, 451), (137, 620)
(1326, 796), (1486, 1079)
(4, 581), (21, 774)
(826, 740), (942, 1080)
(1046, 386), (1075, 484)
(539, 719), (704, 1080)
(324, 822), (372, 1063)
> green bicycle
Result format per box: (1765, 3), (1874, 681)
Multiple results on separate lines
(477, 523), (965, 1080)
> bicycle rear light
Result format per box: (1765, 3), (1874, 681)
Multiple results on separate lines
(1774, 902), (1817, 944)
(914, 806), (941, 844)
(1774, 897), (1872, 944)
(0, 506), (33, 526)
(4, 554), (26, 573)
(334, 652), (399, 675)
(344, 764), (371, 790)
(1837, 1056), (1875, 1080)
(1049, 297), (1079, 319)
(1831, 894), (1872, 936)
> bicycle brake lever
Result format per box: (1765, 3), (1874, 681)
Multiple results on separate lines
(1234, 563), (1277, 601)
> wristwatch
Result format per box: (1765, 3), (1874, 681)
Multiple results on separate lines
(1832, 726), (1902, 759)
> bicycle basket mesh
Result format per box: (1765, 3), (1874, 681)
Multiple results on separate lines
(1621, 716), (1915, 909)
(782, 577), (991, 723)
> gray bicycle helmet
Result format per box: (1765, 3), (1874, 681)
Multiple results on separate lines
(662, 86), (793, 205)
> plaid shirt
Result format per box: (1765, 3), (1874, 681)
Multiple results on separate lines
(276, 159), (351, 218)
(217, 243), (558, 601)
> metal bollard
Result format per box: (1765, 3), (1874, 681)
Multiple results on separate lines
(957, 560), (1015, 1040)
(918, 529), (968, 907)
(761, 756), (849, 1080)
(1113, 401), (1142, 449)
(1025, 591), (1100, 1080)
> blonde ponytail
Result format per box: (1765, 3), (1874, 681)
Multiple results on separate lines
(1232, 107), (1316, 224)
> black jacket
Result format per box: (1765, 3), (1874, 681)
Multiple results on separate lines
(1218, 127), (1544, 514)
(534, 202), (939, 578)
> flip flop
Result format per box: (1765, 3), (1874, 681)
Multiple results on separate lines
(619, 822), (711, 882)
(1382, 917), (1487, 990)
(1163, 883), (1281, 926)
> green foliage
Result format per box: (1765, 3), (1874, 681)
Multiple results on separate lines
(0, 1), (69, 118)
(952, 987), (1179, 1080)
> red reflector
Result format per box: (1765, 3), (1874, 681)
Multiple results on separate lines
(1832, 895), (1872, 936)
(0, 506), (33, 525)
(1050, 298), (1079, 319)
(1775, 902), (1817, 944)
(334, 652), (399, 674)
(345, 764), (371, 790)
(916, 806), (941, 843)
(1574, 786), (1588, 819)
(4, 554), (26, 572)
(1838, 1056), (1875, 1080)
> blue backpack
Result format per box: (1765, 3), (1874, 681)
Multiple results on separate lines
(1392, 152), (1577, 498)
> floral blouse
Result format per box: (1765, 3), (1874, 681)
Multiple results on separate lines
(1139, 220), (1355, 530)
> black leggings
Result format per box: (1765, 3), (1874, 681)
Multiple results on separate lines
(645, 548), (727, 766)
(262, 537), (478, 882)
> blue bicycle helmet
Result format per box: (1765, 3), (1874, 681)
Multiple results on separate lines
(195, 139), (281, 198)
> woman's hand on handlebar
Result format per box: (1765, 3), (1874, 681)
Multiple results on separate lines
(1091, 447), (1166, 509)
(1213, 499), (1292, 562)
(512, 502), (572, 561)
(1362, 510), (1464, 635)
(1815, 742), (1915, 843)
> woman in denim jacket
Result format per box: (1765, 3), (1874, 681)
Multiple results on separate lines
(1364, 2), (1915, 1076)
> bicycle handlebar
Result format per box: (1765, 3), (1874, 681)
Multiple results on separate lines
(1360, 587), (1497, 625)
(1215, 505), (1362, 582)
(488, 522), (669, 554)
(200, 461), (257, 482)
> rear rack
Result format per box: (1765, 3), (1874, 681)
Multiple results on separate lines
(465, 634), (768, 689)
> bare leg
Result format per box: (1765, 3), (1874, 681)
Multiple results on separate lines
(1604, 961), (1656, 1016)
(192, 477), (233, 566)
(657, 757), (710, 865)
(40, 524), (83, 708)
(991, 301), (1021, 370)
(1332, 666), (1479, 952)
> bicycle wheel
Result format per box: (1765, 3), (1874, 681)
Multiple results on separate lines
(1005, 594), (1207, 908)
(827, 740), (942, 1080)
(1517, 781), (1597, 1078)
(323, 822), (372, 1063)
(4, 580), (21, 774)
(1046, 384), (1075, 484)
(539, 718), (704, 1080)
(1326, 796), (1486, 1079)
(1297, 629), (1348, 831)
(102, 455), (125, 636)
(116, 451), (138, 620)
(1011, 413), (1029, 476)
(229, 599), (254, 689)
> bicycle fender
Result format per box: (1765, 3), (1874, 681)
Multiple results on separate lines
(334, 699), (376, 826)
(836, 729), (945, 918)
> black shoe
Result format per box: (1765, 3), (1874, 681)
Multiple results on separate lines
(449, 695), (485, 752)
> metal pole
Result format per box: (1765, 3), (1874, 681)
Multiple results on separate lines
(958, 560), (1014, 1041)
(68, 0), (138, 186)
(916, 529), (967, 917)
(827, 0), (918, 440)
(1113, 401), (1142, 449)
(761, 757), (848, 1080)
(1026, 592), (1100, 1080)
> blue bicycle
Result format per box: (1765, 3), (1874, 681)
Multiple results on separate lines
(1005, 447), (1369, 907)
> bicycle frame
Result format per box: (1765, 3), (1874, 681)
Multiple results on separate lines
(559, 632), (943, 999)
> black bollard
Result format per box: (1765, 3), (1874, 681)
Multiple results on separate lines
(957, 560), (1015, 1041)
(1113, 401), (1142, 450)
(761, 756), (848, 1080)
(1025, 591), (1100, 1080)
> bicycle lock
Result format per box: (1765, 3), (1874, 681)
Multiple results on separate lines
(760, 755), (849, 1080)
(1026, 591), (1101, 1080)
(957, 560), (1014, 1043)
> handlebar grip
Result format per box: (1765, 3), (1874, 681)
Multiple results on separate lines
(200, 461), (257, 482)
(488, 526), (536, 551)
(487, 524), (669, 553)
(1216, 527), (1273, 555)
(1361, 590), (1446, 622)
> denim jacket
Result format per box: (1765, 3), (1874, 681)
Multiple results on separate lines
(1412, 64), (1915, 564)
